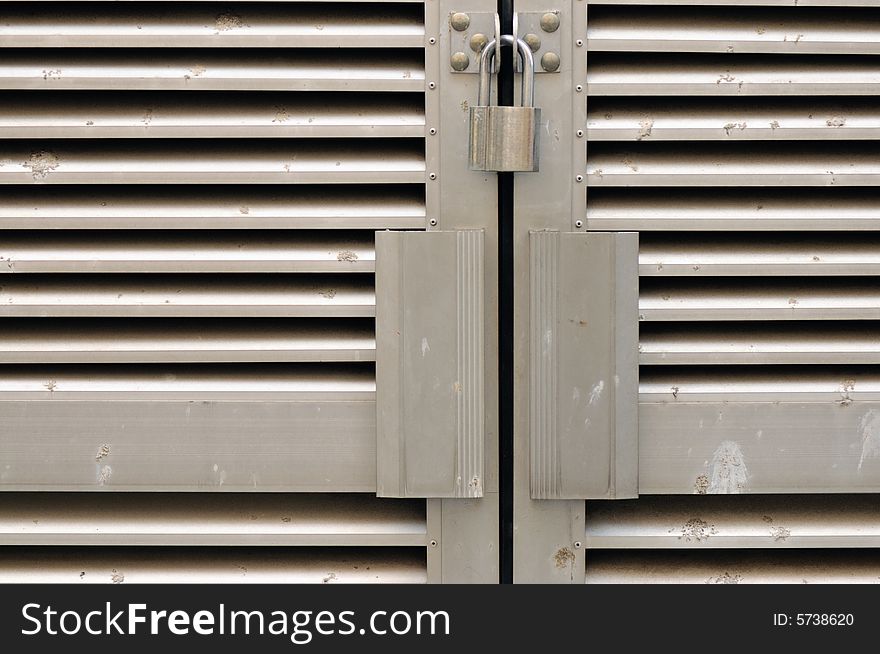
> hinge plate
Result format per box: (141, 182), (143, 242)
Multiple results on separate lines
(448, 11), (562, 73)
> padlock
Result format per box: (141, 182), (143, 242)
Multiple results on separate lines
(468, 34), (540, 172)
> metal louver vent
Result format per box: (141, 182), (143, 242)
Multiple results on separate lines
(585, 0), (880, 583)
(0, 0), (431, 582)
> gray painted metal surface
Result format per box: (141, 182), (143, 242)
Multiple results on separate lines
(0, 93), (424, 139)
(376, 230), (485, 498)
(0, 187), (426, 230)
(0, 0), (469, 585)
(0, 548), (427, 584)
(589, 99), (880, 141)
(587, 188), (880, 231)
(0, 275), (375, 317)
(0, 52), (425, 91)
(639, 369), (880, 493)
(640, 324), (880, 366)
(513, 0), (589, 583)
(0, 320), (375, 363)
(588, 6), (880, 55)
(587, 0), (874, 6)
(529, 231), (638, 500)
(586, 550), (880, 584)
(0, 493), (426, 546)
(0, 4), (425, 48)
(0, 233), (376, 273)
(588, 55), (880, 96)
(639, 233), (880, 276)
(0, 141), (425, 185)
(427, 0), (500, 581)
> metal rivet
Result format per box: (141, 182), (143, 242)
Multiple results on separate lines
(540, 12), (560, 33)
(574, 541), (583, 548)
(429, 37), (437, 45)
(576, 129), (584, 138)
(430, 539), (438, 547)
(428, 82), (436, 89)
(575, 220), (584, 228)
(450, 51), (469, 71)
(541, 52), (561, 73)
(469, 33), (488, 52)
(576, 175), (584, 183)
(576, 39), (584, 47)
(429, 218), (437, 227)
(450, 12), (470, 31)
(576, 84), (583, 92)
(429, 173), (437, 180)
(523, 33), (541, 52)
(429, 128), (437, 135)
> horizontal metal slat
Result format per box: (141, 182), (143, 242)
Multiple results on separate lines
(0, 50), (424, 91)
(586, 550), (880, 584)
(639, 233), (880, 275)
(0, 274), (375, 317)
(588, 99), (880, 141)
(640, 278), (880, 321)
(0, 140), (425, 184)
(588, 53), (880, 96)
(638, 367), (880, 493)
(639, 323), (880, 365)
(0, 4), (424, 48)
(587, 188), (880, 231)
(0, 186), (426, 230)
(0, 364), (377, 491)
(0, 548), (426, 583)
(587, 495), (880, 549)
(0, 364), (374, 400)
(0, 92), (425, 138)
(588, 143), (880, 186)
(639, 366), (880, 402)
(0, 494), (424, 546)
(587, 1), (875, 5)
(0, 0), (425, 3)
(0, 232), (375, 273)
(587, 6), (880, 55)
(0, 319), (375, 363)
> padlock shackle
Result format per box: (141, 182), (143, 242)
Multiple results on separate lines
(477, 35), (535, 109)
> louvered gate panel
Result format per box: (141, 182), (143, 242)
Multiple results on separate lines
(0, 1), (432, 582)
(584, 0), (880, 583)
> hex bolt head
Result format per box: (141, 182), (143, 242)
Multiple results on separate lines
(523, 33), (541, 52)
(469, 33), (488, 52)
(450, 12), (470, 31)
(540, 12), (560, 33)
(541, 52), (561, 72)
(450, 51), (470, 71)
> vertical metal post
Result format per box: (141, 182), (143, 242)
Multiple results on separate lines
(511, 0), (587, 583)
(426, 0), (500, 582)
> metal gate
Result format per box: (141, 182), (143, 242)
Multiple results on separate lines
(510, 0), (880, 583)
(0, 0), (498, 584)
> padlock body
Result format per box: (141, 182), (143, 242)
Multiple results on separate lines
(468, 106), (540, 172)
